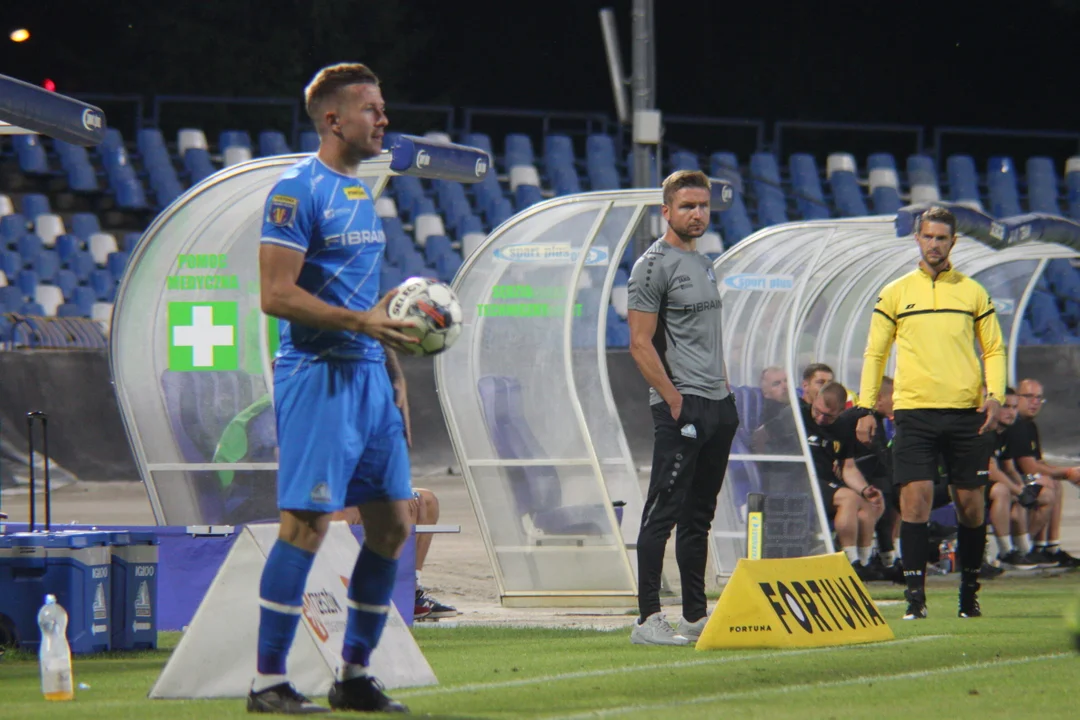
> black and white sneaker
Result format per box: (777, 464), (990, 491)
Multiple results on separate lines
(902, 589), (928, 620)
(1025, 550), (1059, 569)
(959, 581), (981, 618)
(328, 675), (408, 714)
(998, 550), (1037, 570)
(979, 562), (1004, 580)
(247, 682), (328, 714)
(1047, 548), (1080, 569)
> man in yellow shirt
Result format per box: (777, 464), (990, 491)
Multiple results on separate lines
(856, 206), (1005, 621)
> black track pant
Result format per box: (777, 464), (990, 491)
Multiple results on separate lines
(637, 393), (739, 621)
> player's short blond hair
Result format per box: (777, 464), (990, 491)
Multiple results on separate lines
(304, 63), (380, 123)
(917, 206), (957, 237)
(662, 170), (710, 206)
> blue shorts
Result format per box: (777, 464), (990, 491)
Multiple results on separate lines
(274, 359), (412, 512)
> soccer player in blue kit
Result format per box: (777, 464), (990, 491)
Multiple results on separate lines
(248, 63), (419, 715)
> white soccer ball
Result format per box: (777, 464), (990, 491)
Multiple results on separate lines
(386, 277), (463, 357)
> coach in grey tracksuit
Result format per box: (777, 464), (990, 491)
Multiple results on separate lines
(627, 170), (739, 645)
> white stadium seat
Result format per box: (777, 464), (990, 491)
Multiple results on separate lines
(1065, 156), (1080, 175)
(89, 232), (119, 266)
(413, 213), (445, 248)
(697, 231), (724, 255)
(508, 165), (541, 192)
(0, 194), (13, 217)
(0, 270), (7, 287)
(826, 153), (857, 178)
(423, 131), (453, 145)
(223, 146), (252, 167)
(177, 128), (209, 156)
(375, 196), (398, 218)
(34, 213), (66, 248)
(610, 285), (629, 319)
(868, 168), (899, 193)
(34, 285), (64, 316)
(462, 231), (486, 259)
(910, 183), (940, 204)
(91, 302), (114, 336)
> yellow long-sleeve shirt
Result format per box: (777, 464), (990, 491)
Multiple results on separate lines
(858, 264), (1006, 411)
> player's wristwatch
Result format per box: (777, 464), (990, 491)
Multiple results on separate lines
(1024, 473), (1042, 485)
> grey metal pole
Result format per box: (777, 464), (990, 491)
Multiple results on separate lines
(631, 0), (658, 258)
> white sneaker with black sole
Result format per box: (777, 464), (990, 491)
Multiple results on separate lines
(630, 612), (690, 645)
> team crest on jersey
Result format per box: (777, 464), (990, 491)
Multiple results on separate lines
(344, 186), (368, 200)
(268, 194), (298, 227)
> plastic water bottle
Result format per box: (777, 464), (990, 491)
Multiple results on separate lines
(38, 595), (74, 701)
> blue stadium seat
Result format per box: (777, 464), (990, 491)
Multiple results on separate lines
(136, 128), (169, 161)
(472, 171), (504, 217)
(20, 301), (45, 316)
(712, 160), (754, 242)
(54, 269), (77, 300)
(107, 251), (129, 280)
(379, 264), (404, 296)
(299, 131), (319, 153)
(151, 175), (184, 208)
(463, 133), (494, 155)
(588, 163), (620, 191)
(1, 214), (31, 245)
(16, 269), (39, 297)
(400, 250), (427, 279)
(99, 128), (124, 151)
(543, 135), (575, 174)
(57, 303), (86, 318)
(116, 178), (149, 210)
(21, 193), (50, 220)
(749, 153), (787, 226)
(668, 151), (700, 172)
(829, 170), (868, 217)
(0, 313), (11, 341)
(1026, 157), (1060, 214)
(606, 307), (630, 348)
(0, 250), (20, 278)
(0, 286), (22, 312)
(390, 175), (426, 220)
(946, 155), (981, 208)
(89, 269), (115, 301)
(986, 157), (1022, 218)
(219, 130), (252, 151)
(68, 250), (95, 281)
(66, 163), (99, 192)
(551, 165), (581, 196)
(122, 232), (141, 253)
(710, 152), (738, 175)
(184, 148), (216, 184)
(487, 197), (514, 228)
(1026, 290), (1075, 343)
(906, 155), (940, 203)
(504, 134), (535, 170)
(789, 154), (830, 220)
(1067, 159), (1080, 221)
(867, 153), (897, 171)
(515, 184), (544, 211)
(258, 131), (291, 157)
(12, 135), (49, 175)
(33, 250), (59, 283)
(458, 214), (485, 240)
(16, 234), (43, 265)
(423, 235), (453, 265)
(586, 135), (616, 164)
(435, 250), (463, 284)
(52, 139), (87, 170)
(1045, 259), (1080, 302)
(72, 286), (95, 315)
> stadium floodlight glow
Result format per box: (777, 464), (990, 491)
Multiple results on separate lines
(9, 28), (30, 43)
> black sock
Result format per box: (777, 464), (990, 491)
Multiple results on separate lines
(900, 521), (929, 598)
(957, 523), (986, 586)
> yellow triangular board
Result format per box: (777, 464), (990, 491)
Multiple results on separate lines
(697, 552), (894, 650)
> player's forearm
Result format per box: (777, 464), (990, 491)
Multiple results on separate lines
(841, 461), (871, 494)
(261, 282), (360, 333)
(629, 341), (680, 405)
(989, 463), (1022, 494)
(384, 347), (404, 383)
(1016, 456), (1067, 480)
(857, 318), (892, 409)
(977, 318), (1007, 400)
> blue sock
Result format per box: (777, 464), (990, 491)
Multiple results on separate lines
(257, 540), (316, 675)
(342, 544), (398, 667)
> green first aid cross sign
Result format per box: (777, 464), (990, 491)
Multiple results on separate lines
(167, 301), (239, 371)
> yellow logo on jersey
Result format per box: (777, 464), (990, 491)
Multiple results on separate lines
(344, 186), (368, 200)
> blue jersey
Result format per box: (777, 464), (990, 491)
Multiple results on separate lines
(260, 156), (386, 368)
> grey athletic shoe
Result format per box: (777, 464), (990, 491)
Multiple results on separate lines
(630, 612), (690, 646)
(675, 616), (707, 642)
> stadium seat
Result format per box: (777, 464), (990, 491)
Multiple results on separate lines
(986, 157), (1022, 218)
(54, 269), (77, 300)
(219, 130), (252, 152)
(53, 234), (80, 265)
(1027, 290), (1073, 343)
(91, 302), (114, 333)
(116, 178), (149, 210)
(299, 131), (319, 153)
(749, 153), (787, 226)
(543, 134), (576, 174)
(907, 155), (941, 204)
(1, 213), (30, 244)
(413, 202), (446, 248)
(184, 148), (216, 184)
(258, 130), (291, 157)
(825, 153), (856, 178)
(423, 235), (453, 265)
(68, 213), (101, 243)
(34, 285), (63, 317)
(122, 232), (141, 253)
(461, 217), (487, 259)
(375, 196), (398, 218)
(137, 128), (168, 157)
(586, 134), (616, 163)
(610, 285), (629, 319)
(504, 134), (535, 170)
(867, 153), (897, 171)
(1026, 157), (1060, 214)
(0, 194), (13, 217)
(0, 285), (21, 312)
(21, 193), (50, 220)
(16, 269), (38, 297)
(434, 250), (463, 284)
(588, 164), (621, 191)
(99, 128), (123, 151)
(1045, 259), (1080, 302)
(16, 234), (43, 266)
(946, 155), (982, 209)
(828, 164), (869, 217)
(33, 250), (59, 283)
(472, 171), (505, 217)
(710, 152), (739, 174)
(33, 213), (65, 248)
(72, 286), (95, 316)
(550, 165), (581, 196)
(1066, 157), (1080, 221)
(509, 165), (542, 192)
(56, 303), (85, 318)
(107, 251), (129, 280)
(89, 269), (115, 301)
(487, 197), (514, 228)
(463, 133), (494, 155)
(89, 232), (119, 266)
(0, 269), (5, 287)
(390, 175), (425, 220)
(669, 151), (700, 172)
(869, 168), (902, 215)
(177, 128), (209, 155)
(788, 154), (830, 220)
(0, 251), (21, 278)
(223, 146), (253, 167)
(20, 301), (46, 317)
(515, 184), (544, 211)
(68, 251), (95, 281)
(12, 134), (50, 175)
(379, 264), (404, 296)
(716, 195), (754, 245)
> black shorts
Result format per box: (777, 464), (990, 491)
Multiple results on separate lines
(820, 480), (845, 516)
(892, 409), (991, 489)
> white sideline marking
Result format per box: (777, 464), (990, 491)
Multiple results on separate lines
(547, 652), (1071, 720)
(397, 635), (945, 698)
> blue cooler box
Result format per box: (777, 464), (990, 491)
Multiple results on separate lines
(0, 531), (112, 653)
(108, 530), (159, 650)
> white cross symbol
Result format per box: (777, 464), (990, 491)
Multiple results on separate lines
(172, 306), (234, 367)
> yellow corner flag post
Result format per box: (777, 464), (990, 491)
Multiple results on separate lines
(746, 493), (764, 561)
(696, 552), (894, 650)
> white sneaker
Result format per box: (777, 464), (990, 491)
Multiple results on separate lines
(675, 616), (707, 642)
(630, 612), (690, 646)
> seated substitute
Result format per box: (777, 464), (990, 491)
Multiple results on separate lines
(803, 381), (885, 578)
(332, 489), (461, 620)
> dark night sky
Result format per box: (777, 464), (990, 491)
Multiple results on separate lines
(3, 1), (1080, 154)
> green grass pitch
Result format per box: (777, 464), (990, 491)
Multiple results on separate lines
(1, 576), (1077, 719)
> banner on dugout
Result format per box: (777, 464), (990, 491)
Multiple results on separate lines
(696, 552), (894, 650)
